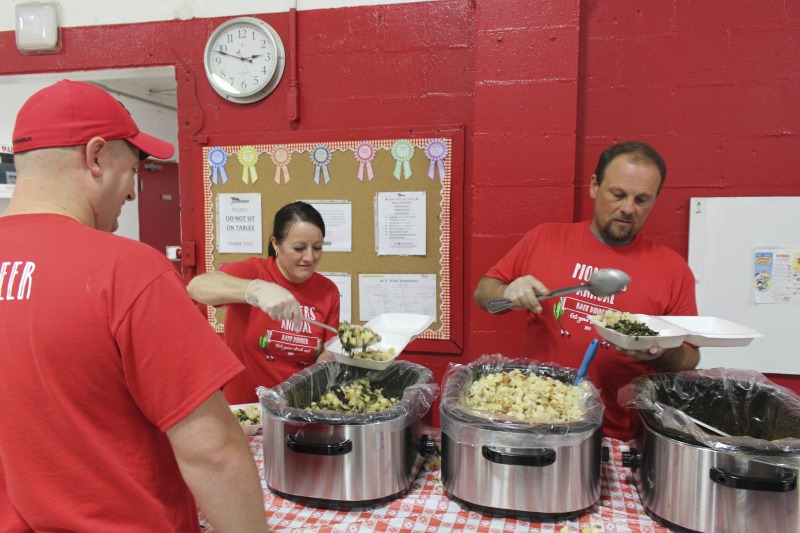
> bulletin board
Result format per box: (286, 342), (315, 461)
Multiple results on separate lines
(688, 196), (800, 374)
(199, 127), (464, 353)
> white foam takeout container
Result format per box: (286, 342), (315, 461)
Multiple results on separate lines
(590, 314), (689, 351)
(229, 403), (262, 436)
(591, 314), (762, 350)
(655, 316), (763, 347)
(364, 313), (434, 339)
(327, 313), (434, 370)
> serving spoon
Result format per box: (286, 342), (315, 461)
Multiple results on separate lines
(487, 269), (631, 314)
(302, 318), (378, 358)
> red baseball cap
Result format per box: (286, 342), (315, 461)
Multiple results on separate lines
(12, 79), (174, 160)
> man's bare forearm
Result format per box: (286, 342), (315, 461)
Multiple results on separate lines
(647, 343), (700, 372)
(474, 276), (509, 310)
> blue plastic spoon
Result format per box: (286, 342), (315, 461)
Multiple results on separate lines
(573, 338), (600, 386)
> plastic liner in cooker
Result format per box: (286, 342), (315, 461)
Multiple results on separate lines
(440, 354), (604, 448)
(258, 360), (439, 428)
(618, 368), (800, 464)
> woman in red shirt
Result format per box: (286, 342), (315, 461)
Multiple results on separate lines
(187, 201), (340, 403)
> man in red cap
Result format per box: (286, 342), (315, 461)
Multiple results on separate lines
(0, 80), (268, 532)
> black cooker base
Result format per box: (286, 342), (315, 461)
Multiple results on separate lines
(445, 490), (596, 521)
(267, 485), (412, 510)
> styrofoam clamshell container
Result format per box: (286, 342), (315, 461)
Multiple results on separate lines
(328, 333), (410, 370)
(591, 314), (688, 350)
(229, 402), (262, 436)
(327, 313), (434, 370)
(364, 313), (434, 339)
(657, 316), (763, 347)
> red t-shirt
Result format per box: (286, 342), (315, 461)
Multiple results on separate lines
(220, 256), (340, 403)
(0, 214), (244, 532)
(485, 222), (698, 440)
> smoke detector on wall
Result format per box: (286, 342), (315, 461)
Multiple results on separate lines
(15, 1), (62, 54)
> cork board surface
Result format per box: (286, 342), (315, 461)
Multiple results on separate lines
(200, 131), (459, 348)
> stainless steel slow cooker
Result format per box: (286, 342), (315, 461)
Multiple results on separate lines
(621, 371), (800, 533)
(259, 361), (437, 506)
(439, 358), (605, 518)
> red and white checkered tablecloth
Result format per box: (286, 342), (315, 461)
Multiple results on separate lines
(201, 434), (673, 533)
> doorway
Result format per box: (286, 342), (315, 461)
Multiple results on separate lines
(0, 67), (178, 233)
(137, 160), (181, 271)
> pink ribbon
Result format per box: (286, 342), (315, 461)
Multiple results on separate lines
(424, 139), (448, 180)
(354, 142), (376, 181)
(271, 146), (292, 184)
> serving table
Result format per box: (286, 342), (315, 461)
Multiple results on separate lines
(200, 432), (671, 533)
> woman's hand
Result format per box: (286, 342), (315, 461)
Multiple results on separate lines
(244, 280), (302, 331)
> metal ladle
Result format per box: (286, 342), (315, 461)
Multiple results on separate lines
(487, 269), (631, 314)
(302, 318), (377, 358)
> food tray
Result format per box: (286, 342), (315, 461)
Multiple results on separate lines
(590, 314), (689, 350)
(327, 333), (411, 370)
(229, 403), (262, 436)
(364, 313), (434, 339)
(657, 316), (763, 347)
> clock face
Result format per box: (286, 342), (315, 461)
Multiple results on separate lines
(204, 17), (285, 104)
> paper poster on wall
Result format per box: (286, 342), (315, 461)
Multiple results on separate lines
(320, 272), (352, 323)
(375, 191), (426, 256)
(753, 247), (800, 304)
(358, 273), (437, 321)
(306, 200), (352, 253)
(217, 193), (263, 254)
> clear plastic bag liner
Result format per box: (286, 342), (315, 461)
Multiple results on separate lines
(439, 354), (604, 448)
(618, 367), (800, 465)
(258, 360), (439, 428)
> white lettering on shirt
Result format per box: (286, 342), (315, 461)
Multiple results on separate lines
(0, 260), (36, 301)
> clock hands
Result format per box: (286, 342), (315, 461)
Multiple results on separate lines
(241, 53), (270, 62)
(214, 49), (270, 64)
(214, 49), (248, 61)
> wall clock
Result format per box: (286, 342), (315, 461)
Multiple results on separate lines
(203, 17), (286, 104)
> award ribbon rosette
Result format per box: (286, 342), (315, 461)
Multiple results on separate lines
(353, 141), (376, 181)
(237, 146), (260, 185)
(208, 147), (229, 185)
(271, 146), (292, 184)
(423, 138), (448, 180)
(391, 139), (414, 180)
(310, 144), (333, 184)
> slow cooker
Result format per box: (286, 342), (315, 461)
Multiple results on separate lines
(259, 361), (438, 506)
(620, 370), (800, 533)
(439, 357), (606, 518)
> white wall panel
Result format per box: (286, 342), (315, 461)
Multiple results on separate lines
(0, 0), (435, 31)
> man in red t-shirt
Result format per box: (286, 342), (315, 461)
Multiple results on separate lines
(474, 141), (700, 440)
(0, 80), (267, 532)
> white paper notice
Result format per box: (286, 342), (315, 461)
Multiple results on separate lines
(217, 193), (262, 254)
(753, 247), (800, 304)
(358, 274), (436, 321)
(320, 272), (352, 323)
(375, 191), (426, 256)
(306, 201), (352, 252)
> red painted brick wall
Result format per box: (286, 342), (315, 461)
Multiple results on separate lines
(1, 0), (797, 403)
(574, 0), (800, 393)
